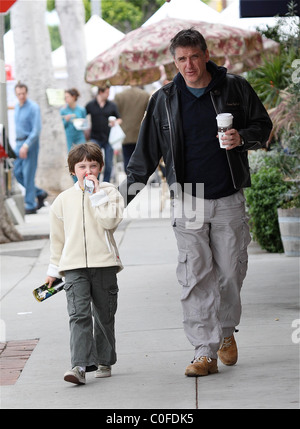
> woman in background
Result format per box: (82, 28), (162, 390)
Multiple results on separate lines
(60, 88), (87, 152)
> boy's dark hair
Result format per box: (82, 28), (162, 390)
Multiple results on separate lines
(68, 142), (104, 174)
(169, 28), (207, 57)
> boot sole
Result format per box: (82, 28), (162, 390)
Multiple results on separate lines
(64, 374), (85, 385)
(185, 369), (219, 377)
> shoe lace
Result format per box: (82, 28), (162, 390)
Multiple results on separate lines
(192, 356), (212, 364)
(221, 336), (233, 349)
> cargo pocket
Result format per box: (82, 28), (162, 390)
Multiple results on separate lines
(64, 282), (76, 316)
(238, 219), (251, 282)
(109, 285), (119, 318)
(176, 251), (188, 286)
(238, 251), (248, 283)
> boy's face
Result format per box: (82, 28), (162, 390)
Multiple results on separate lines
(73, 158), (102, 188)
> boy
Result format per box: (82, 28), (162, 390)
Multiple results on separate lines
(45, 142), (124, 385)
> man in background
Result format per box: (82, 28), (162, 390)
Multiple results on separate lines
(86, 85), (121, 182)
(14, 82), (47, 215)
(114, 86), (149, 173)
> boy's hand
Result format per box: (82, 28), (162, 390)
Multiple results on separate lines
(86, 174), (100, 193)
(45, 276), (57, 288)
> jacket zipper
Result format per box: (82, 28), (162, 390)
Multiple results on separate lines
(165, 98), (179, 198)
(82, 191), (88, 267)
(165, 97), (179, 227)
(210, 91), (237, 189)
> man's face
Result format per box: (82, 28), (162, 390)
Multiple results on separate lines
(98, 87), (110, 102)
(15, 87), (28, 106)
(173, 46), (210, 88)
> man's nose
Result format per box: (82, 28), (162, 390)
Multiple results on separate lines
(186, 58), (193, 68)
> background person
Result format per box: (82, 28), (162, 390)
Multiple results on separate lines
(85, 85), (122, 182)
(60, 88), (87, 153)
(14, 82), (47, 214)
(114, 86), (150, 173)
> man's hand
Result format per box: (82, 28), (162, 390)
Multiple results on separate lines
(19, 144), (29, 159)
(221, 129), (243, 150)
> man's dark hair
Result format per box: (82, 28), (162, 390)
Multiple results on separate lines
(15, 82), (28, 92)
(97, 83), (110, 93)
(169, 28), (207, 57)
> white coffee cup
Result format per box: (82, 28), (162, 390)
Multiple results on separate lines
(216, 113), (233, 148)
(108, 116), (116, 127)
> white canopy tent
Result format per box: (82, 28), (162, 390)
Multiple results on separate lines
(219, 0), (299, 42)
(4, 14), (125, 80)
(219, 0), (278, 30)
(143, 0), (221, 26)
(52, 14), (125, 78)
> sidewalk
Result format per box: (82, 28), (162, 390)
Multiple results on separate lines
(0, 187), (299, 409)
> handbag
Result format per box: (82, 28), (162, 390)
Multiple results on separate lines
(108, 124), (126, 150)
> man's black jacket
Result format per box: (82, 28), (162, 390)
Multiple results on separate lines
(119, 61), (272, 205)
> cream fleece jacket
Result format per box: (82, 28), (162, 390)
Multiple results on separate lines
(47, 182), (124, 278)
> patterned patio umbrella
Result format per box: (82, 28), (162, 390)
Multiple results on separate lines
(85, 18), (264, 86)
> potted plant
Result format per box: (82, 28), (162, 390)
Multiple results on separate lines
(245, 3), (300, 255)
(275, 126), (300, 256)
(244, 164), (290, 253)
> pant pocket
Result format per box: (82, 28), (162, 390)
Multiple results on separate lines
(238, 219), (251, 282)
(109, 286), (119, 318)
(176, 251), (188, 286)
(64, 282), (76, 316)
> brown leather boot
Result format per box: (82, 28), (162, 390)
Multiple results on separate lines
(185, 356), (218, 377)
(218, 334), (238, 365)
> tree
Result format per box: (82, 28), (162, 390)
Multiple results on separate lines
(10, 0), (72, 194)
(0, 14), (22, 243)
(55, 0), (91, 105)
(83, 0), (168, 33)
(0, 190), (23, 243)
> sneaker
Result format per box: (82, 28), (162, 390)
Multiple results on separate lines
(37, 192), (48, 210)
(95, 364), (111, 378)
(185, 356), (218, 377)
(218, 334), (238, 366)
(25, 208), (37, 215)
(64, 366), (86, 385)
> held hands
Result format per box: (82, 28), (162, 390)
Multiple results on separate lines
(220, 129), (243, 150)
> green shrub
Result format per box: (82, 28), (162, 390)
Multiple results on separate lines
(245, 167), (290, 252)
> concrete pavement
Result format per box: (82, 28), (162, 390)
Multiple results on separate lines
(0, 186), (299, 410)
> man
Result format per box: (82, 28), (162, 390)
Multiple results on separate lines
(14, 83), (47, 215)
(119, 29), (272, 376)
(114, 86), (150, 173)
(85, 85), (122, 182)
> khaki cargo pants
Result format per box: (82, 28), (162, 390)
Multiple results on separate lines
(173, 190), (251, 360)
